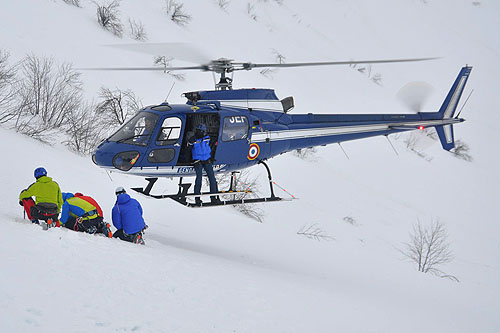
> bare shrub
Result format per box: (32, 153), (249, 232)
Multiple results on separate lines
(297, 224), (334, 241)
(400, 219), (456, 279)
(153, 56), (186, 80)
(343, 216), (359, 226)
(293, 147), (317, 160)
(14, 55), (82, 140)
(209, 170), (265, 222)
(260, 49), (286, 78)
(247, 3), (258, 21)
(62, 0), (81, 7)
(95, 87), (142, 127)
(95, 0), (123, 37)
(215, 0), (230, 10)
(165, 0), (192, 26)
(63, 102), (108, 154)
(128, 18), (147, 41)
(0, 50), (18, 123)
(401, 132), (433, 162)
(349, 63), (383, 86)
(451, 139), (472, 161)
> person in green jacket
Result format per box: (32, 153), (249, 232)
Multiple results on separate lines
(19, 167), (63, 227)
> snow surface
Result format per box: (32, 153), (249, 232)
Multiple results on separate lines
(1, 0), (499, 332)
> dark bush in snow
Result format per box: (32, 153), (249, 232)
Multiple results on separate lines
(95, 0), (123, 37)
(451, 139), (472, 161)
(165, 0), (192, 26)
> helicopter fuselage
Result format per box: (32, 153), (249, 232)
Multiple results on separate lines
(93, 66), (471, 178)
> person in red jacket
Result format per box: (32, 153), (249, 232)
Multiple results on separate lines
(74, 192), (103, 218)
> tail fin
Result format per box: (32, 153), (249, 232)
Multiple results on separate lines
(435, 66), (472, 151)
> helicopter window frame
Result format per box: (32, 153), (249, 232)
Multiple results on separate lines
(222, 116), (249, 142)
(108, 112), (159, 147)
(156, 117), (182, 146)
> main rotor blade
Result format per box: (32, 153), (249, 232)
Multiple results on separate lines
(103, 42), (213, 65)
(77, 66), (207, 71)
(244, 57), (440, 69)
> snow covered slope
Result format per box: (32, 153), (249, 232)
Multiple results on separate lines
(1, 0), (499, 331)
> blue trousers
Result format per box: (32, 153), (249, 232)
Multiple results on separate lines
(194, 162), (218, 201)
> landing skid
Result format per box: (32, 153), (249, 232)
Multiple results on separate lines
(131, 161), (293, 208)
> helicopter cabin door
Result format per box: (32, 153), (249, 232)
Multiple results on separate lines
(146, 116), (183, 165)
(177, 113), (221, 166)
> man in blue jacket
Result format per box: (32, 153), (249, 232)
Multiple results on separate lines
(187, 123), (219, 206)
(112, 187), (146, 244)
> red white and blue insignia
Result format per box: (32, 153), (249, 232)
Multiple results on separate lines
(247, 143), (260, 160)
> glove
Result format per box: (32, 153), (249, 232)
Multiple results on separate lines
(19, 200), (24, 207)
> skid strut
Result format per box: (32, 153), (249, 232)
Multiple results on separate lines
(131, 161), (291, 208)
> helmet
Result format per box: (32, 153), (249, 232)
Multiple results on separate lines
(196, 123), (207, 132)
(34, 167), (47, 179)
(115, 186), (126, 196)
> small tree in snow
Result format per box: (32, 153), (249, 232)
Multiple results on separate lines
(62, 0), (81, 7)
(293, 147), (317, 160)
(14, 55), (82, 141)
(451, 139), (472, 162)
(297, 224), (334, 241)
(400, 219), (457, 280)
(215, 0), (230, 10)
(154, 56), (186, 80)
(64, 102), (109, 154)
(95, 1), (123, 37)
(165, 0), (192, 26)
(0, 50), (18, 123)
(247, 3), (258, 21)
(208, 170), (265, 222)
(95, 87), (142, 127)
(128, 18), (147, 41)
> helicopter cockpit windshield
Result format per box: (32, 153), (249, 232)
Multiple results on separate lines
(108, 112), (159, 146)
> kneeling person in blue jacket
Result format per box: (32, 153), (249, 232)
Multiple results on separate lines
(112, 187), (146, 244)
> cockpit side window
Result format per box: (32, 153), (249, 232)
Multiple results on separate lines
(108, 112), (159, 146)
(222, 116), (248, 142)
(156, 117), (182, 146)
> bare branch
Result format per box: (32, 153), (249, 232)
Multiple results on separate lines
(297, 224), (334, 241)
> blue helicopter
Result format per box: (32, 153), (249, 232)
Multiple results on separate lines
(91, 56), (472, 207)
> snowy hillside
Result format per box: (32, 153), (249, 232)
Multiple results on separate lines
(1, 0), (499, 332)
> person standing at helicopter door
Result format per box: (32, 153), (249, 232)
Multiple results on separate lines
(187, 123), (219, 205)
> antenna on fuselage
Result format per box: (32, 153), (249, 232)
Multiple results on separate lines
(338, 143), (350, 160)
(165, 81), (176, 102)
(385, 135), (399, 156)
